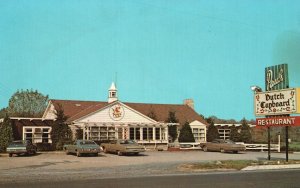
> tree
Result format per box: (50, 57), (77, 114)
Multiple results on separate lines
(178, 122), (195, 143)
(7, 89), (48, 117)
(240, 118), (252, 143)
(167, 111), (178, 142)
(0, 114), (13, 151)
(206, 121), (219, 142)
(229, 124), (240, 142)
(50, 105), (72, 150)
(0, 108), (7, 118)
(75, 129), (83, 140)
(205, 116), (217, 124)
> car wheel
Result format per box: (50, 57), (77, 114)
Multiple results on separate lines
(66, 150), (70, 155)
(76, 151), (81, 157)
(9, 153), (13, 157)
(117, 151), (123, 156)
(233, 151), (238, 154)
(202, 146), (208, 152)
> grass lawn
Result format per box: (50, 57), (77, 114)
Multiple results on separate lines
(289, 142), (300, 151)
(178, 160), (300, 171)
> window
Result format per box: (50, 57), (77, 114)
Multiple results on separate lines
(42, 133), (49, 143)
(148, 128), (153, 140)
(155, 128), (160, 140)
(25, 133), (33, 141)
(135, 128), (140, 140)
(143, 128), (148, 140)
(129, 128), (135, 140)
(117, 128), (123, 139)
(35, 128), (42, 133)
(218, 129), (231, 140)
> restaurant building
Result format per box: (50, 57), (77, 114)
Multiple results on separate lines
(10, 83), (207, 147)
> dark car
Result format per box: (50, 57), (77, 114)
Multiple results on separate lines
(200, 139), (246, 153)
(6, 140), (37, 157)
(63, 140), (100, 157)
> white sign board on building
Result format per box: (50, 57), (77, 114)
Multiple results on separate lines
(254, 88), (300, 116)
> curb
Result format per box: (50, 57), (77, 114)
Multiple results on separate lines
(242, 164), (300, 171)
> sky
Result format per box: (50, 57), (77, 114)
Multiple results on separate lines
(0, 0), (300, 121)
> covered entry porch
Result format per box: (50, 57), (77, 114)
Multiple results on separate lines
(75, 122), (169, 145)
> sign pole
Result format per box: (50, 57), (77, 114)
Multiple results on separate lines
(268, 126), (271, 160)
(264, 64), (289, 162)
(286, 126), (289, 162)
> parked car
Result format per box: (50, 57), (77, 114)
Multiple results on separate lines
(200, 139), (246, 153)
(101, 139), (145, 156)
(6, 140), (37, 157)
(63, 140), (100, 157)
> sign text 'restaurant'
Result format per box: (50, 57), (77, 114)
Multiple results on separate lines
(256, 116), (300, 127)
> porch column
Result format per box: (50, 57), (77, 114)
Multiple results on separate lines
(153, 127), (156, 141)
(134, 127), (136, 140)
(86, 126), (89, 140)
(165, 125), (168, 141)
(160, 127), (162, 141)
(83, 127), (85, 140)
(122, 127), (125, 139)
(140, 127), (143, 141)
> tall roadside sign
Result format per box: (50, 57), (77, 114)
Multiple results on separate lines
(254, 64), (300, 161)
(265, 64), (289, 91)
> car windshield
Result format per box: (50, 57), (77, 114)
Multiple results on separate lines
(120, 140), (136, 144)
(225, 140), (235, 144)
(9, 141), (27, 146)
(80, 141), (96, 145)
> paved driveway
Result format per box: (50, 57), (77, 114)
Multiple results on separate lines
(0, 151), (299, 183)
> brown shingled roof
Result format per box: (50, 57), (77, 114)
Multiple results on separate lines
(124, 102), (207, 126)
(50, 99), (106, 120)
(50, 99), (207, 127)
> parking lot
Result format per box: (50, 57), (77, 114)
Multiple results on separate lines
(1, 151), (300, 183)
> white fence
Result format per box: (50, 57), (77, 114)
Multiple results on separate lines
(179, 143), (202, 150)
(174, 142), (281, 152)
(236, 142), (280, 152)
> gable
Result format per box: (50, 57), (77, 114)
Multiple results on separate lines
(190, 120), (206, 126)
(74, 101), (157, 124)
(42, 102), (56, 119)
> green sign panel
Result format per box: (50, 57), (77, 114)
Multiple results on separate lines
(265, 64), (289, 91)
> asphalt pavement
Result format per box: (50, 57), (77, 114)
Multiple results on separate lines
(1, 169), (300, 188)
(0, 151), (300, 186)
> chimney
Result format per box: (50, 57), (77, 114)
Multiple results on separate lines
(183, 99), (194, 110)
